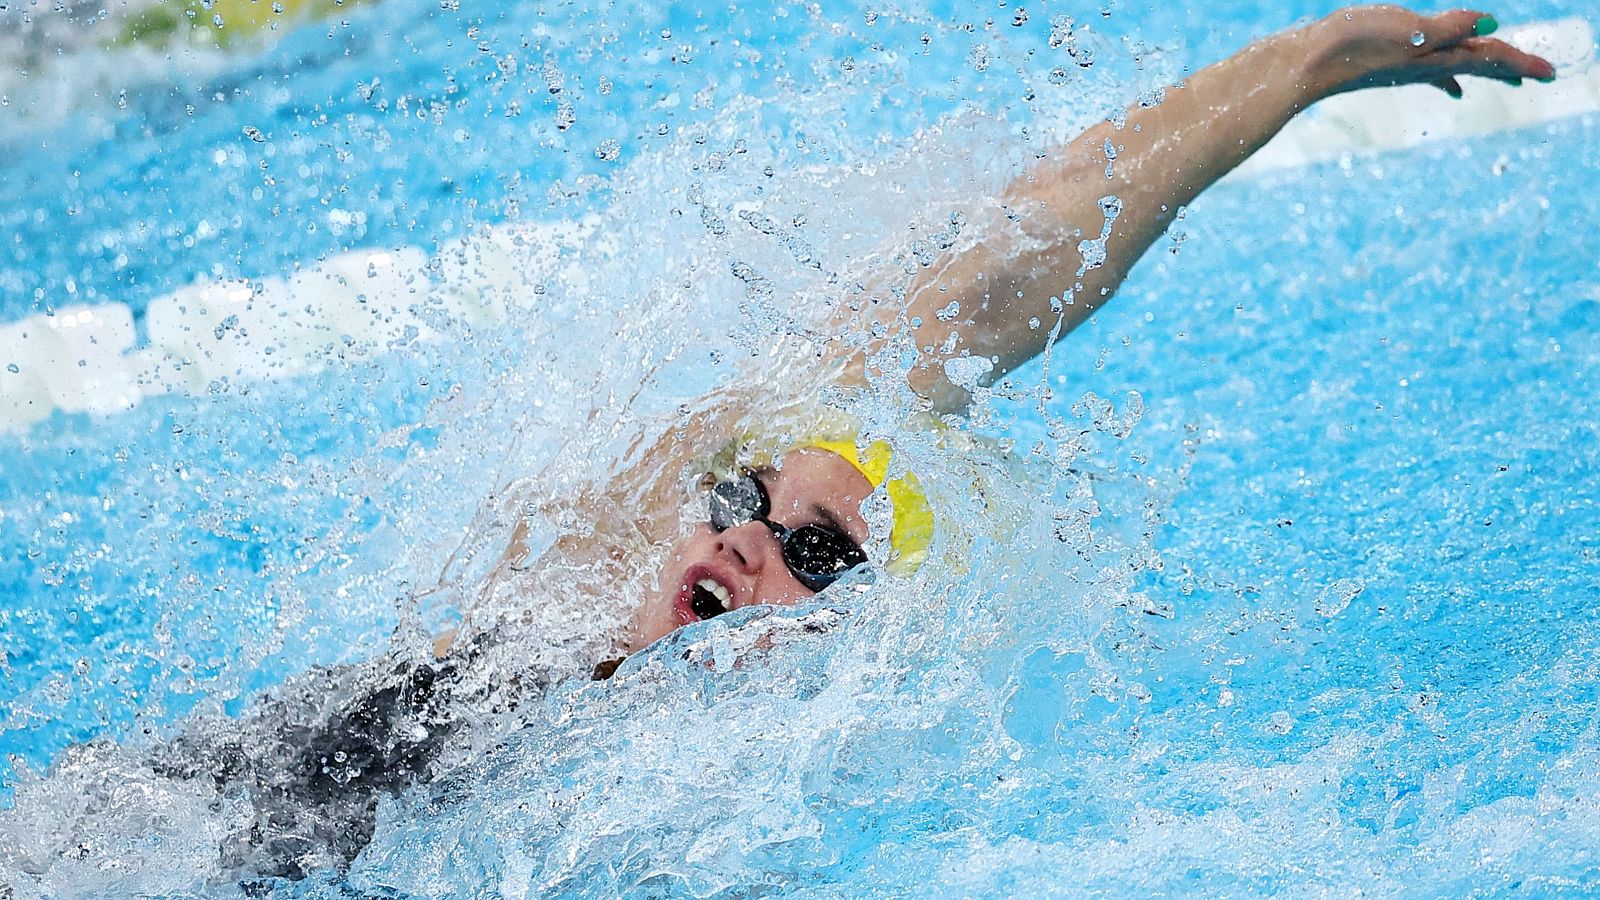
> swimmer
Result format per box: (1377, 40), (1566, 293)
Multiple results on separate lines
(454, 4), (1556, 659)
(96, 5), (1562, 881)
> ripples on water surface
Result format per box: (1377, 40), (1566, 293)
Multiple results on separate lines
(1, 0), (1598, 895)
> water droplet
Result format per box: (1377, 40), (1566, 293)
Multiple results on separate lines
(1315, 578), (1365, 617)
(542, 59), (564, 94)
(1410, 30), (1426, 47)
(1048, 15), (1074, 47)
(594, 139), (620, 161)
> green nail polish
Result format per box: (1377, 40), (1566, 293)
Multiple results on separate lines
(1475, 15), (1499, 37)
(1536, 75), (1557, 84)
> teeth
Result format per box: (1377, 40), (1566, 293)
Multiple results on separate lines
(696, 578), (732, 610)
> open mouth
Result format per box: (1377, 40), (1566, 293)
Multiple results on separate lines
(687, 576), (733, 621)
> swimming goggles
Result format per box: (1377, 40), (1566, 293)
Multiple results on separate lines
(708, 472), (867, 592)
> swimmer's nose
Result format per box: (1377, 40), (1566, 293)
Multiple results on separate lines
(713, 521), (777, 576)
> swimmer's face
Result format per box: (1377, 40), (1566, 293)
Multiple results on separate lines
(625, 448), (873, 652)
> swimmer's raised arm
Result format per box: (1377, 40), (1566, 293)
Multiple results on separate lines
(897, 6), (1554, 409)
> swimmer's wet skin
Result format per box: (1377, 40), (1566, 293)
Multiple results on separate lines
(679, 440), (925, 623)
(630, 447), (877, 649)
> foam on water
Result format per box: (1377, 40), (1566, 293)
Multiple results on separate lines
(3, 1), (1599, 896)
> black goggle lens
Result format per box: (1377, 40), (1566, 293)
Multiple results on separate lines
(709, 477), (765, 531)
(783, 525), (868, 587)
(706, 474), (866, 591)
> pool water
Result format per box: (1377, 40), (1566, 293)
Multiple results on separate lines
(3, 0), (1598, 896)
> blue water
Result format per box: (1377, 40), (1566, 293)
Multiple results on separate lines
(3, 0), (1599, 895)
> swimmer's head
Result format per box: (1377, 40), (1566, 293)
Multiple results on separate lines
(623, 428), (933, 652)
(795, 436), (933, 575)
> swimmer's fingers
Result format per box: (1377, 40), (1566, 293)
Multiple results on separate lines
(1430, 76), (1465, 99)
(1311, 7), (1555, 97)
(1347, 38), (1553, 95)
(1426, 36), (1557, 85)
(1416, 10), (1555, 83)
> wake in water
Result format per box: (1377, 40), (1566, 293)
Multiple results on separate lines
(0, 56), (1057, 892)
(4, 2), (1595, 897)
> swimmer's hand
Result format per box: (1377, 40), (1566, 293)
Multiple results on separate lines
(1308, 7), (1557, 100)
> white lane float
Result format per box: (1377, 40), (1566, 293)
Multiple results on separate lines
(0, 222), (578, 432)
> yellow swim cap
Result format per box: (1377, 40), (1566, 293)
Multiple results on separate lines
(800, 437), (933, 575)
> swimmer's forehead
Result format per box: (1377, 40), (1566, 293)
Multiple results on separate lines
(749, 455), (869, 542)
